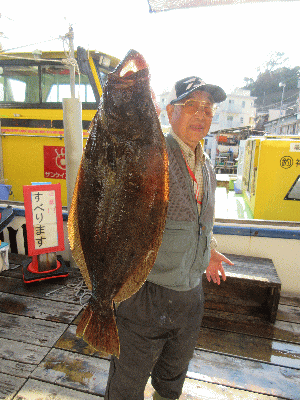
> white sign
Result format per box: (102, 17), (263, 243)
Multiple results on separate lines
(31, 190), (58, 250)
(290, 142), (300, 152)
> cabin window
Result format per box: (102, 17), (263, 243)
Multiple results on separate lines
(0, 66), (39, 103)
(42, 65), (96, 102)
(0, 62), (97, 105)
(0, 78), (26, 102)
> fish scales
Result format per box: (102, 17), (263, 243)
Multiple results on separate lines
(68, 49), (169, 357)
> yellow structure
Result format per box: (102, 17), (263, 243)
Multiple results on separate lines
(242, 135), (300, 221)
(0, 48), (120, 206)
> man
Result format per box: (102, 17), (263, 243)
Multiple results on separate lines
(105, 76), (233, 400)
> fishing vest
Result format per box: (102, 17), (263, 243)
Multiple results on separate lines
(147, 134), (216, 291)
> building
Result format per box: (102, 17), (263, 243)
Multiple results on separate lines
(159, 91), (170, 128)
(263, 112), (300, 136)
(210, 88), (256, 133)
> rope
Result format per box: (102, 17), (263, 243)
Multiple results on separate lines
(0, 37), (61, 54)
(60, 32), (81, 98)
(45, 277), (91, 306)
(1, 30), (82, 99)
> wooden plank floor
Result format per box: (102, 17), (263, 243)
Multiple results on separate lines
(0, 255), (299, 400)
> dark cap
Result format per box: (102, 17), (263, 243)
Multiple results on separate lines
(168, 76), (226, 104)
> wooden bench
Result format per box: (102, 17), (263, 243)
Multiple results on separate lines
(203, 254), (281, 323)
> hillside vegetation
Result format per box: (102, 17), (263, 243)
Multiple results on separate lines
(243, 52), (300, 111)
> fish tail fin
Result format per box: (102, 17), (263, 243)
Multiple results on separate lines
(76, 302), (120, 357)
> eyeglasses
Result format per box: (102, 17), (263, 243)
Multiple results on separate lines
(174, 99), (214, 118)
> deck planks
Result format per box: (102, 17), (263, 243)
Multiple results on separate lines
(197, 327), (300, 369)
(0, 256), (299, 399)
(0, 372), (26, 400)
(12, 379), (105, 400)
(202, 309), (300, 343)
(0, 292), (83, 323)
(0, 273), (88, 305)
(189, 349), (300, 399)
(0, 337), (50, 364)
(31, 348), (110, 396)
(0, 313), (68, 347)
(277, 303), (300, 324)
(0, 356), (36, 378)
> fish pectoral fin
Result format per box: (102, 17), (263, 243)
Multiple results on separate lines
(76, 302), (120, 357)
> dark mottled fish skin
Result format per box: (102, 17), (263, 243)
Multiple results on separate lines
(68, 49), (169, 357)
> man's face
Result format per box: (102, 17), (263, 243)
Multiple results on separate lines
(167, 91), (213, 151)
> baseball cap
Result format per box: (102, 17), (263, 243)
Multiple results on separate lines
(168, 76), (226, 105)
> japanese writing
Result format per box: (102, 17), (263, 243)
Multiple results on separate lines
(31, 190), (58, 250)
(45, 171), (66, 179)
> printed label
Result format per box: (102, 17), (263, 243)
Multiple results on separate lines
(290, 143), (300, 152)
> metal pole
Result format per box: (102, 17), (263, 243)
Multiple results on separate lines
(279, 82), (286, 116)
(67, 25), (76, 99)
(0, 120), (4, 184)
(297, 78), (300, 134)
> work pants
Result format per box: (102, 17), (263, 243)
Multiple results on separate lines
(104, 280), (204, 400)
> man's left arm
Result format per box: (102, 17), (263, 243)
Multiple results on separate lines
(206, 249), (234, 285)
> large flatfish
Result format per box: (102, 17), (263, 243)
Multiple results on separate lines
(68, 49), (169, 357)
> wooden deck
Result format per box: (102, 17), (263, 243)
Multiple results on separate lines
(0, 254), (300, 400)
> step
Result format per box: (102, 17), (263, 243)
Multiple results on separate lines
(203, 253), (281, 323)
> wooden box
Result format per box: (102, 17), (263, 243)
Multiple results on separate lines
(203, 254), (281, 323)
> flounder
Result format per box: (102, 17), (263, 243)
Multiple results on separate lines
(68, 49), (169, 357)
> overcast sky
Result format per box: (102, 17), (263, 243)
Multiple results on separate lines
(1, 0), (299, 95)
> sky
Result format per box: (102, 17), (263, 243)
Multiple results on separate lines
(1, 0), (300, 96)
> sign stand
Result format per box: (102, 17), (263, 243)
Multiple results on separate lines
(22, 183), (69, 283)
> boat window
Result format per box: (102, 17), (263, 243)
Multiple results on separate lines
(0, 65), (39, 103)
(0, 63), (96, 104)
(42, 65), (96, 102)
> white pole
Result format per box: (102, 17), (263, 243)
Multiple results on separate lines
(62, 26), (83, 267)
(63, 97), (83, 267)
(68, 25), (76, 99)
(211, 136), (217, 167)
(63, 98), (82, 212)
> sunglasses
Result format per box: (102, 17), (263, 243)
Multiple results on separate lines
(174, 99), (214, 118)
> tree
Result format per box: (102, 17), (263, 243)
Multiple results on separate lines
(243, 52), (300, 107)
(258, 51), (289, 73)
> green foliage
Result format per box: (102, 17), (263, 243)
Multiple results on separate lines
(244, 66), (300, 97)
(243, 52), (300, 107)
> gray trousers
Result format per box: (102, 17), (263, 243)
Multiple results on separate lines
(104, 280), (204, 400)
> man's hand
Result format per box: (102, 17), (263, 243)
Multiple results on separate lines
(206, 249), (234, 285)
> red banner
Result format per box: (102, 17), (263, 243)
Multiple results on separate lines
(44, 146), (66, 180)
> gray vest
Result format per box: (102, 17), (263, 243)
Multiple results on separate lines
(147, 134), (216, 291)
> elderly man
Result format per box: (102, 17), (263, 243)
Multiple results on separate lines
(105, 76), (233, 400)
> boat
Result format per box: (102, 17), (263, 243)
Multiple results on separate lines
(0, 44), (299, 400)
(0, 47), (120, 206)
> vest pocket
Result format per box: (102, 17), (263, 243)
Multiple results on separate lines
(160, 227), (190, 253)
(154, 224), (196, 274)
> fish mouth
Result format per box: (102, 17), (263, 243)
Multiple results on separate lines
(114, 49), (148, 78)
